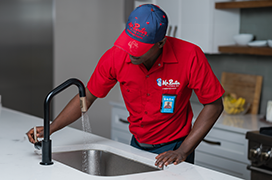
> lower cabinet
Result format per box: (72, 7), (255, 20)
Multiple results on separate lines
(195, 127), (250, 180)
(110, 104), (131, 145)
(111, 129), (131, 145)
(196, 151), (249, 179)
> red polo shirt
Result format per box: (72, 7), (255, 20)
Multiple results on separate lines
(87, 37), (225, 144)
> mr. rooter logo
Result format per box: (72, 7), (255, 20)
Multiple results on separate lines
(157, 78), (181, 89)
(127, 22), (148, 39)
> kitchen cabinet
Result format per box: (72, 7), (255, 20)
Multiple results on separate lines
(134, 0), (240, 54)
(216, 1), (272, 56)
(110, 102), (131, 145)
(191, 102), (249, 180)
(195, 126), (251, 180)
(150, 0), (180, 37)
(192, 104), (271, 180)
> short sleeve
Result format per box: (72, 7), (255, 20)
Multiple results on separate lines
(188, 47), (225, 104)
(87, 48), (117, 98)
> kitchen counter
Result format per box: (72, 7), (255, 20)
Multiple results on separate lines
(191, 102), (271, 133)
(1, 106), (243, 180)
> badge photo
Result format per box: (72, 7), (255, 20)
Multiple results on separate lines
(161, 94), (176, 113)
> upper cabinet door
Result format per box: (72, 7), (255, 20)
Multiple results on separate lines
(155, 0), (180, 38)
(178, 0), (240, 54)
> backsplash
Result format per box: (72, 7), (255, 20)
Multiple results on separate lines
(240, 7), (272, 40)
(207, 54), (272, 115)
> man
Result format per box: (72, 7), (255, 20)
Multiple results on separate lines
(164, 102), (172, 109)
(27, 4), (224, 168)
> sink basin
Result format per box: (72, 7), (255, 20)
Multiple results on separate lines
(52, 149), (161, 176)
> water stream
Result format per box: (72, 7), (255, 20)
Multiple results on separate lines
(81, 112), (92, 173)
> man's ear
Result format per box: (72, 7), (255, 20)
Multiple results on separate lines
(158, 37), (167, 48)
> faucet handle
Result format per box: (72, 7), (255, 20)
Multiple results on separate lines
(80, 97), (87, 113)
(34, 126), (37, 143)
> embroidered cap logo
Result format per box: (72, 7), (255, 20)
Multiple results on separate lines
(128, 40), (139, 51)
(127, 21), (148, 40)
(125, 4), (167, 45)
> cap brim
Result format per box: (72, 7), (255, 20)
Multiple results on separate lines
(114, 30), (154, 57)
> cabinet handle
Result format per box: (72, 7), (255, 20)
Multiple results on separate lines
(167, 25), (172, 36)
(202, 139), (221, 146)
(247, 165), (272, 175)
(119, 118), (129, 124)
(173, 26), (178, 37)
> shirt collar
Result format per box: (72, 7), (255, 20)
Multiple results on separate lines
(161, 37), (178, 64)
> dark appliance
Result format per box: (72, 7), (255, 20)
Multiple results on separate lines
(246, 127), (272, 180)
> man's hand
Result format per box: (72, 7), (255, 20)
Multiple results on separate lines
(26, 126), (44, 144)
(154, 97), (224, 168)
(155, 150), (186, 168)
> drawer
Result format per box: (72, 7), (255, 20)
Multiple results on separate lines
(111, 129), (132, 145)
(111, 107), (130, 131)
(195, 151), (250, 180)
(196, 127), (249, 163)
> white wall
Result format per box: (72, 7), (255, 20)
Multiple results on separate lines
(53, 0), (125, 138)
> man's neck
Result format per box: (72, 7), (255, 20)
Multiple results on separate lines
(143, 48), (163, 71)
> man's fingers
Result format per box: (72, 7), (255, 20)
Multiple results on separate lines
(155, 151), (167, 159)
(26, 128), (35, 144)
(36, 127), (44, 138)
(164, 156), (176, 166)
(26, 126), (44, 144)
(155, 153), (173, 167)
(155, 151), (185, 167)
(155, 153), (167, 164)
(173, 157), (183, 165)
(37, 131), (43, 137)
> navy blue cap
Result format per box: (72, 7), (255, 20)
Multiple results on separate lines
(114, 4), (168, 57)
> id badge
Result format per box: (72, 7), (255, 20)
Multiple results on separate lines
(160, 94), (176, 113)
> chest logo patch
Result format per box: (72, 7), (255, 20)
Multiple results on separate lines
(157, 78), (180, 89)
(157, 78), (162, 87)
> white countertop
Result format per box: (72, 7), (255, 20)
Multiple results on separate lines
(190, 102), (271, 134)
(1, 106), (243, 180)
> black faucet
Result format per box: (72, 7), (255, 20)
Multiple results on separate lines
(40, 78), (87, 165)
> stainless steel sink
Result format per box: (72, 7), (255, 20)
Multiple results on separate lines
(52, 149), (161, 176)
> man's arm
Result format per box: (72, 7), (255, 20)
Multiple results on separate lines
(26, 88), (97, 143)
(155, 97), (223, 167)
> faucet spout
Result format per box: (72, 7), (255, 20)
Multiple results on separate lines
(40, 78), (87, 165)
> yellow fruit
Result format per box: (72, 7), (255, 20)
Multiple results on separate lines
(230, 98), (237, 103)
(234, 98), (243, 108)
(223, 94), (246, 115)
